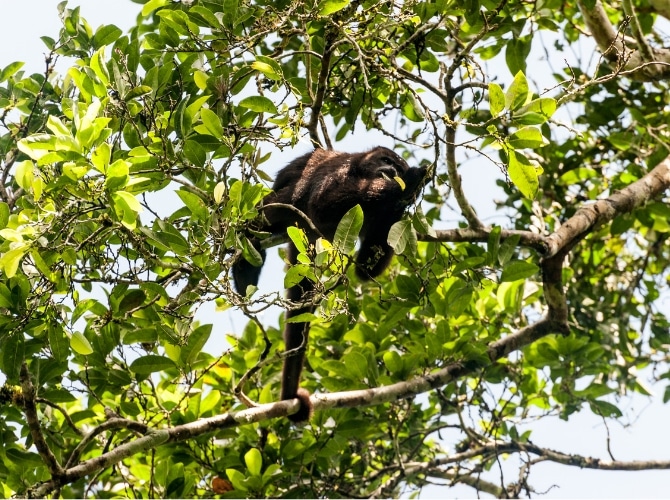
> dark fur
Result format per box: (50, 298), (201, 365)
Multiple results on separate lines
(233, 147), (427, 421)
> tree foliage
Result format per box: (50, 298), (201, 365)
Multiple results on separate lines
(0, 0), (669, 497)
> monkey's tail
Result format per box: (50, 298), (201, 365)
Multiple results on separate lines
(281, 243), (315, 422)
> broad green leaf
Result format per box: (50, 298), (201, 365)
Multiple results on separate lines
(17, 134), (57, 160)
(245, 448), (263, 477)
(71, 331), (94, 355)
(507, 150), (540, 199)
(0, 202), (9, 229)
(142, 0), (168, 16)
(181, 324), (212, 365)
(500, 260), (539, 282)
(333, 205), (363, 254)
(92, 25), (122, 48)
(112, 191), (143, 228)
(2, 334), (24, 380)
(0, 245), (28, 278)
(5, 449), (43, 467)
(130, 355), (176, 374)
(200, 108), (224, 139)
(505, 36), (531, 76)
(0, 61), (24, 82)
(508, 126), (546, 150)
(251, 55), (283, 81)
(239, 96), (278, 114)
(319, 0), (350, 15)
(516, 97), (556, 124)
(412, 205), (437, 237)
(505, 71), (529, 111)
(383, 351), (403, 374)
(49, 327), (70, 362)
(105, 159), (130, 190)
(46, 115), (72, 136)
(388, 218), (417, 255)
(226, 469), (248, 492)
(284, 263), (311, 289)
(241, 236), (264, 267)
(117, 289), (147, 314)
(90, 46), (110, 85)
(489, 83), (505, 116)
(401, 92), (425, 122)
(14, 160), (34, 191)
(176, 189), (209, 221)
(342, 350), (368, 380)
(91, 142), (111, 171)
(287, 226), (307, 254)
(498, 234), (521, 266)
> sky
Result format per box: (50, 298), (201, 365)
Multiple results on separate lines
(1, 1), (669, 498)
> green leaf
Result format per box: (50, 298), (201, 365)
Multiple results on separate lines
(245, 448), (263, 477)
(401, 92), (425, 122)
(319, 0), (350, 16)
(49, 327), (71, 362)
(0, 202), (9, 229)
(333, 205), (363, 254)
(90, 47), (110, 86)
(0, 61), (24, 82)
(117, 289), (147, 314)
(5, 449), (43, 467)
(71, 331), (94, 356)
(388, 218), (417, 255)
(516, 97), (556, 124)
(507, 126), (546, 150)
(142, 0), (168, 16)
(505, 36), (531, 76)
(181, 324), (212, 365)
(589, 400), (623, 418)
(2, 335), (24, 381)
(92, 24), (122, 48)
(200, 108), (224, 139)
(112, 191), (143, 228)
(0, 245), (28, 278)
(507, 150), (540, 199)
(251, 56), (283, 81)
(240, 237), (264, 267)
(239, 96), (278, 114)
(505, 71), (529, 111)
(500, 260), (539, 282)
(284, 263), (311, 289)
(342, 350), (368, 380)
(130, 355), (176, 375)
(383, 351), (403, 374)
(226, 469), (248, 492)
(489, 83), (505, 116)
(176, 189), (209, 221)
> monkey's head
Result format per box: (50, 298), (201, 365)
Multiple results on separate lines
(351, 147), (427, 204)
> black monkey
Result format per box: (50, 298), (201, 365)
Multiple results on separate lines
(233, 147), (427, 421)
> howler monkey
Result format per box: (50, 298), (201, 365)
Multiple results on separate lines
(233, 147), (427, 422)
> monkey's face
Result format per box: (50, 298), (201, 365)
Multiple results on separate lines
(354, 147), (426, 202)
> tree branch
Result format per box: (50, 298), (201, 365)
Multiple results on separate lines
(544, 155), (670, 258)
(20, 363), (64, 479)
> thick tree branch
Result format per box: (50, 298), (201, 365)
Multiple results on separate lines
(544, 155), (670, 258)
(416, 439), (670, 471)
(20, 364), (64, 479)
(578, 0), (670, 79)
